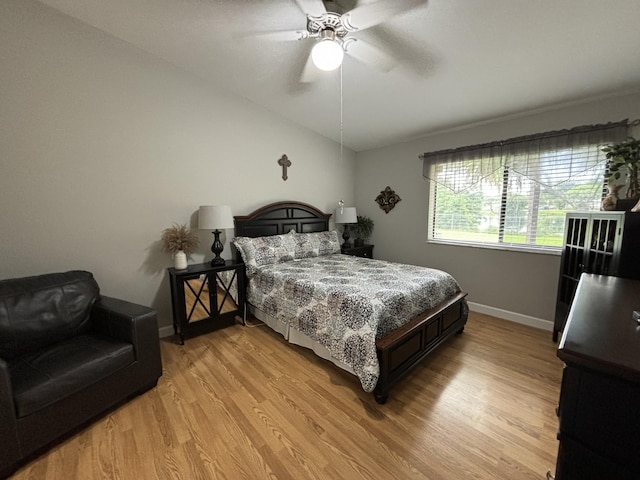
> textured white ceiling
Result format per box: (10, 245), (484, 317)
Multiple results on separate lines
(37, 0), (640, 151)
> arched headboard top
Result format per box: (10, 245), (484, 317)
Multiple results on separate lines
(234, 201), (332, 238)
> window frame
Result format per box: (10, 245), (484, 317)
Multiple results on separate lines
(422, 121), (629, 255)
(426, 178), (564, 256)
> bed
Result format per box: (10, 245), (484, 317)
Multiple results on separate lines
(233, 201), (468, 404)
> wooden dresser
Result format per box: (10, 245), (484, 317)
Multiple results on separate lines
(554, 274), (640, 479)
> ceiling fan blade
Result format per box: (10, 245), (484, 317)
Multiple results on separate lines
(300, 50), (322, 83)
(344, 38), (396, 72)
(366, 25), (438, 77)
(294, 0), (327, 17)
(343, 0), (428, 31)
(253, 30), (309, 42)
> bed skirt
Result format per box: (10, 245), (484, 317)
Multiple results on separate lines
(249, 304), (357, 376)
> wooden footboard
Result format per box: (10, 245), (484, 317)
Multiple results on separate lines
(374, 291), (469, 404)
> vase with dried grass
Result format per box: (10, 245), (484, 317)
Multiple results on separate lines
(161, 223), (199, 270)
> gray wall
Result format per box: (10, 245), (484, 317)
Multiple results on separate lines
(355, 92), (640, 327)
(0, 0), (356, 331)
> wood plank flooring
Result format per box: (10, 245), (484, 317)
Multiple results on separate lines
(8, 312), (564, 480)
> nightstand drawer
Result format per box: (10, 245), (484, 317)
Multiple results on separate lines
(341, 244), (374, 259)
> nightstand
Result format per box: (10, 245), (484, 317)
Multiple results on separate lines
(341, 244), (374, 259)
(168, 260), (245, 344)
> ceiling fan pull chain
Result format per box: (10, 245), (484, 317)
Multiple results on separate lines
(340, 61), (343, 164)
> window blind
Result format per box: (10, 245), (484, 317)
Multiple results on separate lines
(421, 120), (628, 251)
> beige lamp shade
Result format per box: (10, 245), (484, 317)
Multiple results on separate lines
(198, 205), (234, 230)
(334, 206), (357, 224)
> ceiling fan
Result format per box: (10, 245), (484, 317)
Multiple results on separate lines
(257, 0), (429, 82)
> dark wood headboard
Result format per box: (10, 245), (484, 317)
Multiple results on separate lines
(234, 201), (332, 238)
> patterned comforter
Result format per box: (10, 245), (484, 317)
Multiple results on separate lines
(247, 254), (461, 392)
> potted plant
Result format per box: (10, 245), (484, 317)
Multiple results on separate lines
(352, 215), (374, 247)
(161, 223), (199, 269)
(602, 137), (640, 210)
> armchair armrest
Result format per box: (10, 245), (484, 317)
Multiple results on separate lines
(91, 296), (162, 385)
(91, 296), (156, 343)
(0, 357), (21, 477)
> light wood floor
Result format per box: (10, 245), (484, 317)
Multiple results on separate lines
(9, 312), (564, 480)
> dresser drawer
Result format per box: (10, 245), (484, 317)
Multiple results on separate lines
(555, 434), (638, 480)
(557, 366), (640, 472)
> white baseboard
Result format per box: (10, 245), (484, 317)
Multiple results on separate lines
(467, 302), (553, 331)
(159, 325), (175, 338)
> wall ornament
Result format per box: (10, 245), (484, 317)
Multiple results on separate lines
(278, 154), (291, 181)
(375, 186), (401, 214)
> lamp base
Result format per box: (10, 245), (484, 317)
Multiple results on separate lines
(342, 224), (352, 249)
(210, 230), (226, 266)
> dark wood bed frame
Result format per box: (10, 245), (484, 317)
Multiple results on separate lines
(234, 201), (469, 404)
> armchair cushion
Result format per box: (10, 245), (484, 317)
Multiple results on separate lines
(0, 271), (99, 361)
(10, 334), (135, 418)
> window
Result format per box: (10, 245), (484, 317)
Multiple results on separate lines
(422, 121), (628, 252)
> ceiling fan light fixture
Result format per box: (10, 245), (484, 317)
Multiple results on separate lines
(311, 29), (344, 71)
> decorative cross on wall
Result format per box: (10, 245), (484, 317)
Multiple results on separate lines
(278, 154), (291, 181)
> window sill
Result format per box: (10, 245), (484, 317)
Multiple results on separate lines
(427, 238), (562, 256)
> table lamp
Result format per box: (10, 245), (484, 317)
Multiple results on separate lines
(334, 206), (357, 249)
(198, 205), (234, 266)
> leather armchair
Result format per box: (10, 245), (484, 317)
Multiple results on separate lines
(0, 271), (162, 478)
